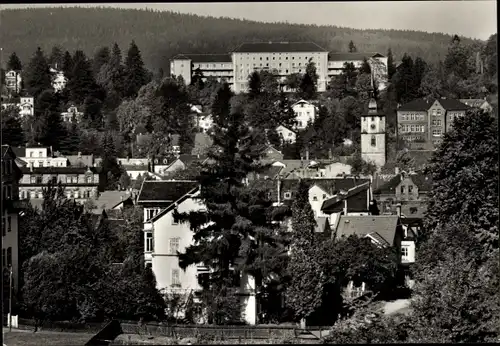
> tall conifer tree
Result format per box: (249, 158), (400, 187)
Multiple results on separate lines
(23, 47), (52, 99)
(123, 40), (149, 98)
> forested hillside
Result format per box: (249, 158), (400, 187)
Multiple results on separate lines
(0, 7), (483, 73)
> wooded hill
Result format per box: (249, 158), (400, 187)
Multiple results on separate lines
(0, 7), (483, 73)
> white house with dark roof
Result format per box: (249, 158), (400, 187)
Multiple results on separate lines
(292, 100), (317, 129)
(276, 125), (297, 144)
(4, 70), (22, 94)
(1, 96), (34, 118)
(61, 105), (83, 123)
(459, 98), (493, 113)
(170, 42), (387, 94)
(137, 180), (258, 325)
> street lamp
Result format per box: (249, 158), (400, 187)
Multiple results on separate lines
(9, 264), (13, 332)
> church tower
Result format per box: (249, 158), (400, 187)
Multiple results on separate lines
(361, 98), (386, 169)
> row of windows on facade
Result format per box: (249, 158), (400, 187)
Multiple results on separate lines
(28, 175), (94, 184)
(1, 160), (14, 175)
(20, 189), (94, 199)
(2, 248), (13, 268)
(2, 216), (12, 237)
(145, 233), (180, 254)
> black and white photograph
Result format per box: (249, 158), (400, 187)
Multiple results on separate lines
(0, 1), (498, 345)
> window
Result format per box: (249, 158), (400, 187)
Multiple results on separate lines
(7, 247), (12, 267)
(323, 194), (327, 200)
(432, 109), (437, 116)
(146, 208), (159, 220)
(66, 176), (72, 183)
(400, 185), (405, 194)
(172, 212), (178, 225)
(86, 176), (92, 183)
(171, 269), (181, 287)
(402, 247), (409, 259)
(72, 176), (78, 184)
(371, 136), (376, 147)
(38, 151), (42, 157)
(437, 110), (442, 116)
(432, 129), (442, 137)
(30, 152), (33, 158)
(432, 119), (442, 126)
(146, 262), (152, 269)
(169, 238), (180, 255)
(312, 196), (318, 201)
(408, 185), (414, 194)
(146, 232), (154, 252)
(38, 160), (44, 167)
(7, 216), (11, 232)
(36, 176), (43, 184)
(51, 176), (57, 184)
(284, 191), (292, 200)
(371, 116), (374, 122)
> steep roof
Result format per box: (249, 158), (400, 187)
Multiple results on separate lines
(172, 53), (232, 63)
(20, 166), (99, 174)
(233, 42), (327, 53)
(321, 181), (371, 211)
(398, 99), (432, 112)
(11, 146), (26, 158)
(436, 98), (470, 111)
(95, 191), (133, 210)
(460, 99), (488, 108)
(335, 215), (400, 246)
(328, 52), (384, 61)
(137, 180), (198, 202)
(373, 171), (432, 195)
(149, 186), (201, 223)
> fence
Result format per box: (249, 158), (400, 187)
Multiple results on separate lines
(5, 316), (329, 341)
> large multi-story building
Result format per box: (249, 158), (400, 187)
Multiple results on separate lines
(2, 145), (24, 292)
(397, 98), (469, 150)
(170, 42), (388, 94)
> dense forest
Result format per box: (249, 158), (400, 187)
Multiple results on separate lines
(0, 7), (484, 73)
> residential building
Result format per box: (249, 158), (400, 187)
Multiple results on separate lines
(361, 98), (386, 169)
(373, 170), (432, 218)
(13, 145), (68, 168)
(61, 105), (84, 123)
(18, 165), (99, 203)
(2, 145), (24, 291)
(152, 154), (208, 177)
(137, 180), (259, 325)
(258, 145), (284, 161)
(292, 99), (317, 130)
(459, 98), (493, 113)
(170, 42), (388, 94)
(331, 215), (406, 297)
(4, 70), (22, 94)
(276, 125), (297, 144)
(397, 98), (469, 150)
(1, 96), (34, 118)
(196, 113), (214, 134)
(50, 67), (68, 92)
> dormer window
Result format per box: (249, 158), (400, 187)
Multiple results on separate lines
(312, 196), (318, 201)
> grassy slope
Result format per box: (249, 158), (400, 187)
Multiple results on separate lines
(0, 7), (483, 73)
(2, 329), (94, 346)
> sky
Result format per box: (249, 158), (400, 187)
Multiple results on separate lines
(1, 1), (497, 40)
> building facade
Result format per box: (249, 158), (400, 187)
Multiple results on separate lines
(170, 42), (388, 94)
(1, 97), (35, 118)
(292, 99), (317, 129)
(18, 166), (99, 202)
(2, 145), (24, 292)
(397, 98), (469, 150)
(15, 146), (68, 168)
(361, 99), (386, 169)
(4, 70), (22, 94)
(61, 105), (83, 123)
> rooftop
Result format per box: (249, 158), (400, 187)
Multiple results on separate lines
(20, 166), (99, 175)
(172, 53), (232, 63)
(398, 98), (470, 112)
(137, 180), (198, 202)
(335, 215), (400, 246)
(233, 42), (327, 53)
(94, 191), (134, 210)
(328, 52), (385, 61)
(373, 171), (432, 195)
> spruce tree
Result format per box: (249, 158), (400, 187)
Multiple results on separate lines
(23, 47), (52, 99)
(7, 52), (22, 71)
(248, 71), (262, 98)
(48, 45), (64, 69)
(33, 90), (67, 149)
(387, 48), (396, 79)
(359, 57), (372, 75)
(67, 50), (101, 104)
(1, 108), (25, 146)
(92, 46), (111, 76)
(62, 51), (74, 79)
(99, 132), (122, 191)
(123, 40), (149, 98)
(82, 96), (104, 130)
(349, 40), (357, 53)
(97, 43), (124, 109)
(177, 82), (287, 324)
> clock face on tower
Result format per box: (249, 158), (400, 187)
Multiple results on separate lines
(370, 124), (376, 130)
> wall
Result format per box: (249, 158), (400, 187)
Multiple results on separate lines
(276, 126), (296, 144)
(324, 162), (352, 178)
(397, 110), (429, 150)
(2, 211), (19, 291)
(428, 100), (446, 148)
(445, 110), (467, 132)
(170, 59), (192, 85)
(292, 101), (316, 129)
(308, 185), (331, 218)
(149, 193), (204, 292)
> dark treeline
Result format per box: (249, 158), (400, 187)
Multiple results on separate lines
(0, 7), (483, 73)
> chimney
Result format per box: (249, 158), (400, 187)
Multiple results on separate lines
(78, 152), (82, 158)
(328, 148), (333, 160)
(343, 199), (348, 215)
(396, 203), (402, 217)
(395, 167), (400, 175)
(305, 148), (309, 161)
